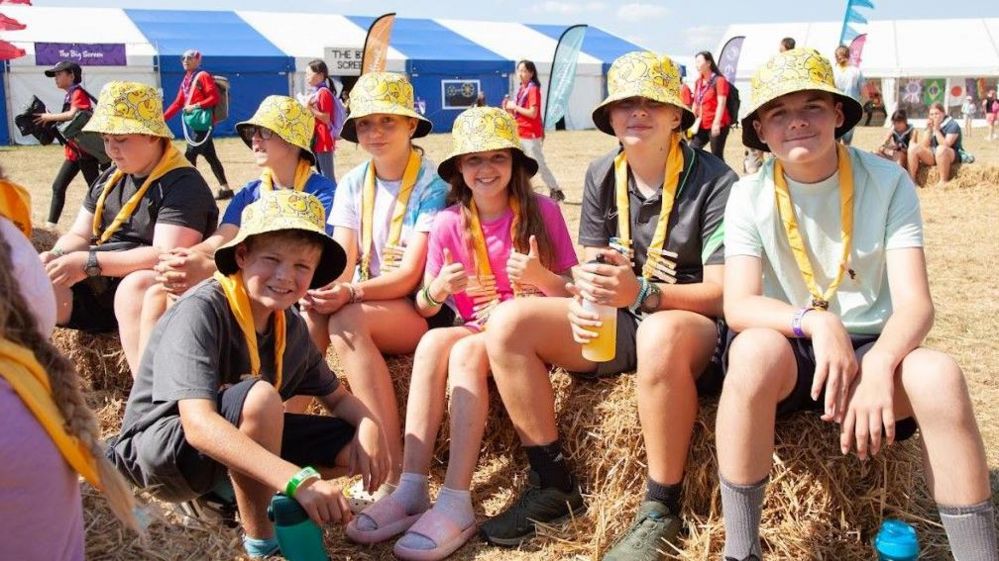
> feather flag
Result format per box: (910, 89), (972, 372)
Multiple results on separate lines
(0, 13), (25, 30)
(717, 36), (745, 83)
(360, 13), (395, 75)
(839, 0), (874, 47)
(544, 24), (586, 130)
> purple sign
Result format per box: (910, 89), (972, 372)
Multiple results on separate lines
(35, 42), (126, 66)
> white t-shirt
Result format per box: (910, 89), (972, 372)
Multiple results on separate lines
(329, 154), (449, 280)
(725, 147), (923, 334)
(834, 63), (864, 100)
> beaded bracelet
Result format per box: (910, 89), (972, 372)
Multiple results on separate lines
(285, 466), (321, 498)
(631, 276), (650, 312)
(791, 307), (814, 338)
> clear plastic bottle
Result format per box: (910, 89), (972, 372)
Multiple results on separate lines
(580, 298), (617, 362)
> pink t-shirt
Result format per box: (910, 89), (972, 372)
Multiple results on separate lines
(426, 194), (578, 322)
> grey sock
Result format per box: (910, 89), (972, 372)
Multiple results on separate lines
(939, 500), (998, 561)
(720, 475), (767, 560)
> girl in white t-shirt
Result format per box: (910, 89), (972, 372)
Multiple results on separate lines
(301, 72), (450, 502)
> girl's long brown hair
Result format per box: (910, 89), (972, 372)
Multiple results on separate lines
(447, 151), (555, 270)
(0, 218), (139, 532)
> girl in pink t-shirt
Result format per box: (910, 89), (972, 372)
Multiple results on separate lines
(346, 107), (577, 560)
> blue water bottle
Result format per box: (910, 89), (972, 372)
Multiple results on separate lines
(267, 493), (330, 561)
(874, 519), (919, 560)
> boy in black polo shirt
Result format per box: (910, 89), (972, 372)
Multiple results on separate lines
(481, 52), (737, 558)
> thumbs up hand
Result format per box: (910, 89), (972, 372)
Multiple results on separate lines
(506, 234), (545, 288)
(429, 247), (468, 301)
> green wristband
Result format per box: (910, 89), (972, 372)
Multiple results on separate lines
(422, 283), (443, 307)
(285, 466), (320, 498)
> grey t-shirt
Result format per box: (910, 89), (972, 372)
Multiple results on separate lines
(578, 143), (737, 285)
(117, 279), (340, 438)
(83, 166), (219, 247)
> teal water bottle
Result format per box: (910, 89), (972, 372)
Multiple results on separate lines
(874, 519), (919, 560)
(267, 493), (330, 561)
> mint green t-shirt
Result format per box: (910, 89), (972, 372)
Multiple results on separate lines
(724, 147), (923, 334)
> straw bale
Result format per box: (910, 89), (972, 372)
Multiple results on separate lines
(914, 162), (999, 189)
(30, 225), (60, 252)
(51, 327), (132, 393)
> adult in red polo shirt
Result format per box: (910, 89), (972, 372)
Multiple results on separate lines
(164, 49), (232, 200)
(690, 50), (731, 159)
(33, 60), (102, 228)
(504, 60), (565, 202)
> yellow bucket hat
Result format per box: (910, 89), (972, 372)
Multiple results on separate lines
(235, 95), (316, 164)
(437, 107), (538, 182)
(82, 81), (172, 138)
(591, 51), (695, 136)
(340, 72), (432, 143)
(214, 190), (347, 289)
(741, 48), (863, 152)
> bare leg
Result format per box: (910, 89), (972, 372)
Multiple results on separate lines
(934, 145), (955, 184)
(636, 311), (719, 485)
(136, 283), (172, 376)
(114, 270), (158, 375)
(328, 299), (430, 482)
(402, 326), (473, 476)
(232, 382), (286, 540)
(442, 333), (491, 490)
(485, 298), (594, 446)
(715, 328), (797, 484)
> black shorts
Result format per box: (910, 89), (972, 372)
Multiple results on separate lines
(723, 331), (918, 441)
(109, 379), (356, 502)
(571, 309), (727, 396)
(406, 294), (458, 330)
(65, 276), (123, 333)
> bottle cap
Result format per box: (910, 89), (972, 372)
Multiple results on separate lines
(874, 519), (919, 559)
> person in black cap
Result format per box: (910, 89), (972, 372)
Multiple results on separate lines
(33, 60), (101, 228)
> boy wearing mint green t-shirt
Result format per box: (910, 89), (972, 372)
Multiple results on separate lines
(717, 48), (996, 561)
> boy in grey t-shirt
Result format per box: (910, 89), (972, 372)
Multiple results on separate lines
(107, 192), (389, 559)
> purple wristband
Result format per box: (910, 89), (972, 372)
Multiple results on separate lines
(791, 307), (813, 338)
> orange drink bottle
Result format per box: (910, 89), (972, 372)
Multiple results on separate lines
(581, 299), (617, 362)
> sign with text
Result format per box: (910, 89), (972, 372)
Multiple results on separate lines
(442, 79), (480, 110)
(35, 42), (126, 66)
(324, 46), (364, 76)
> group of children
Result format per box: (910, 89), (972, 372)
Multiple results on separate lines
(1, 46), (996, 561)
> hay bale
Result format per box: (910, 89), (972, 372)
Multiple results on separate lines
(915, 162), (999, 189)
(51, 327), (132, 393)
(30, 225), (59, 253)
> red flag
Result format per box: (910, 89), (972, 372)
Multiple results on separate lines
(0, 39), (25, 60)
(361, 13), (395, 75)
(0, 13), (26, 30)
(0, 1), (33, 5)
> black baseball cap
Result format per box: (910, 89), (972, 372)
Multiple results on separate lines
(44, 60), (81, 78)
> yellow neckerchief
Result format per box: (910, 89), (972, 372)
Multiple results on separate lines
(260, 158), (314, 193)
(468, 196), (522, 296)
(0, 337), (101, 489)
(213, 271), (286, 390)
(614, 133), (688, 278)
(359, 149), (422, 280)
(773, 143), (854, 310)
(0, 179), (32, 237)
(91, 142), (191, 245)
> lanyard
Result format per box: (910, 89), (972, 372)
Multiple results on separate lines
(359, 150), (421, 280)
(214, 271), (287, 390)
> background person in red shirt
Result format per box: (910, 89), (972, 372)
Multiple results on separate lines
(504, 60), (565, 202)
(163, 49), (232, 200)
(304, 59), (339, 185)
(33, 60), (102, 229)
(690, 51), (731, 159)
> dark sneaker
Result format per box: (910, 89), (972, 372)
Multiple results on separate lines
(601, 501), (682, 561)
(480, 471), (585, 546)
(549, 188), (566, 203)
(214, 187), (235, 201)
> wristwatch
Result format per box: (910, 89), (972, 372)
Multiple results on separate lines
(639, 281), (662, 314)
(84, 249), (102, 277)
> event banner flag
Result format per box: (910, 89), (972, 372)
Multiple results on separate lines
(718, 35), (744, 83)
(361, 12), (395, 75)
(839, 0), (875, 45)
(544, 24), (586, 130)
(848, 33), (867, 66)
(35, 42), (126, 66)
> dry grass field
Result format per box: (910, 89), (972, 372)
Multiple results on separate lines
(2, 125), (996, 560)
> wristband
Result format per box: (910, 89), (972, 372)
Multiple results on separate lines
(631, 276), (650, 311)
(422, 283), (443, 307)
(285, 466), (321, 498)
(791, 307), (814, 338)
(346, 283), (364, 304)
(51, 247), (66, 258)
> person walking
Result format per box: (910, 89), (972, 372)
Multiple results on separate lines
(504, 60), (566, 202)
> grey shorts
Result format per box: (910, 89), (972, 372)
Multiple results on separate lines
(106, 379), (356, 502)
(570, 309), (727, 396)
